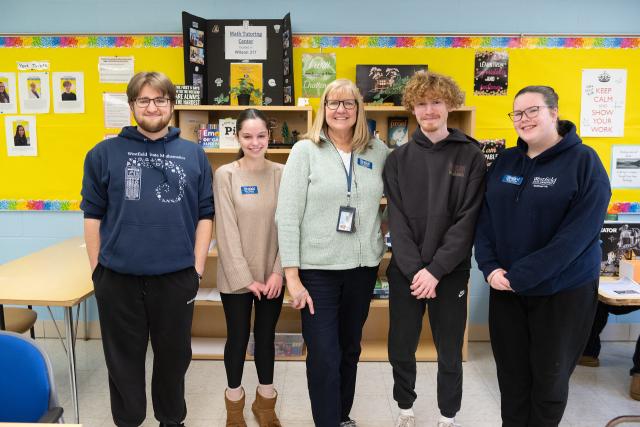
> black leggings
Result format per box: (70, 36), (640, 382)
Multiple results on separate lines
(220, 291), (284, 388)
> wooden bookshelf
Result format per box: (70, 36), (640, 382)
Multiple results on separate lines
(174, 104), (474, 362)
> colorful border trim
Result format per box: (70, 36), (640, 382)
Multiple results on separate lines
(0, 36), (182, 48)
(0, 200), (81, 211)
(293, 35), (640, 49)
(2, 35), (638, 49)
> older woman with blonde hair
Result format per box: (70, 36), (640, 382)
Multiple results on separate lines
(276, 78), (388, 427)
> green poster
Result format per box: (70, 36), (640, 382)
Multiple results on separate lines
(302, 53), (336, 97)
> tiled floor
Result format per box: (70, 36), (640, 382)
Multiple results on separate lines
(40, 339), (639, 427)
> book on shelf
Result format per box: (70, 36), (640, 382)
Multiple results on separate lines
(196, 288), (221, 301)
(198, 124), (219, 148)
(372, 277), (389, 299)
(218, 117), (238, 148)
(387, 117), (409, 148)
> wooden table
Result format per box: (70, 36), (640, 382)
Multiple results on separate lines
(0, 237), (93, 423)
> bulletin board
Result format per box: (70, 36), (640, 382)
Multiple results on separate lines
(0, 35), (184, 209)
(1, 35), (639, 209)
(293, 36), (640, 204)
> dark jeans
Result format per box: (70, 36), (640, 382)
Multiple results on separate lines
(299, 266), (378, 427)
(583, 301), (640, 375)
(93, 264), (198, 427)
(387, 260), (469, 418)
(220, 291), (284, 388)
(489, 280), (598, 427)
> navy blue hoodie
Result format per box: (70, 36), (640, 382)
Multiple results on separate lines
(474, 121), (611, 296)
(81, 126), (214, 275)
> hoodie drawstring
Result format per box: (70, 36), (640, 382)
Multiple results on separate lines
(144, 138), (169, 184)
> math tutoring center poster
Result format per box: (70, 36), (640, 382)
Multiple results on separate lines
(580, 69), (627, 137)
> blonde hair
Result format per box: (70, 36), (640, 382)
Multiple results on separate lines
(306, 79), (371, 153)
(127, 71), (176, 104)
(402, 70), (464, 111)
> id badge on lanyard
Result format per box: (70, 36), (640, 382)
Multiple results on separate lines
(336, 148), (356, 233)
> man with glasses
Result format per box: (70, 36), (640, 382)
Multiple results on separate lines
(81, 71), (214, 427)
(383, 71), (485, 427)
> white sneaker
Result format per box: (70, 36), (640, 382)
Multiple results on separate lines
(437, 421), (461, 427)
(395, 414), (415, 427)
(340, 420), (357, 427)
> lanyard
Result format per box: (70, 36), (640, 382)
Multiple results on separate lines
(331, 143), (354, 204)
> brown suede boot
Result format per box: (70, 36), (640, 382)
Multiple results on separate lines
(225, 389), (247, 427)
(631, 373), (640, 401)
(251, 387), (282, 427)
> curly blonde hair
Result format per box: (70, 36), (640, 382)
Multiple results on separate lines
(402, 70), (464, 111)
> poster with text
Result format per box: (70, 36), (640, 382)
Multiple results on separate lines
(52, 72), (85, 113)
(0, 72), (17, 114)
(580, 69), (627, 137)
(103, 93), (131, 129)
(301, 53), (336, 98)
(474, 51), (508, 96)
(5, 115), (37, 156)
(225, 26), (267, 61)
(229, 63), (263, 106)
(99, 57), (134, 83)
(611, 145), (640, 188)
(18, 72), (50, 114)
(478, 139), (506, 167)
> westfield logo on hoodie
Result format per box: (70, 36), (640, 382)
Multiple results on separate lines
(532, 176), (557, 188)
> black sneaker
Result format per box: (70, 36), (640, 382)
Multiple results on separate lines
(159, 423), (185, 427)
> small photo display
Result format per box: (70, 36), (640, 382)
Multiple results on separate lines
(53, 72), (85, 114)
(0, 73), (17, 114)
(189, 46), (205, 65)
(189, 27), (204, 48)
(5, 115), (38, 156)
(60, 78), (77, 101)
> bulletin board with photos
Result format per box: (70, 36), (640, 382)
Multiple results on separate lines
(0, 36), (183, 204)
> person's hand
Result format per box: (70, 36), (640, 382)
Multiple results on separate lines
(488, 269), (513, 291)
(285, 274), (315, 314)
(263, 273), (283, 299)
(247, 281), (267, 300)
(410, 268), (439, 299)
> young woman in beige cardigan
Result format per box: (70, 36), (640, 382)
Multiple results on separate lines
(214, 108), (284, 427)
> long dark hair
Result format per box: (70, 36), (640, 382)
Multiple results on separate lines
(235, 108), (269, 159)
(14, 124), (25, 138)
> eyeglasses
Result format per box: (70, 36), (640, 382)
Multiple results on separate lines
(507, 105), (552, 122)
(134, 97), (171, 108)
(325, 99), (357, 110)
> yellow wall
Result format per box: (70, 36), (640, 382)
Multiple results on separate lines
(0, 46), (183, 200)
(1, 43), (638, 202)
(294, 47), (640, 202)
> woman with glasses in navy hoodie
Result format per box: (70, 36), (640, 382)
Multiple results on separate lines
(474, 86), (611, 427)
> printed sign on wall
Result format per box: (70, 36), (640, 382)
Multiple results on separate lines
(580, 69), (627, 137)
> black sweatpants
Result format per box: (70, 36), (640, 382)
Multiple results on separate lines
(93, 263), (199, 427)
(489, 280), (598, 427)
(387, 260), (469, 418)
(220, 290), (284, 388)
(583, 301), (640, 375)
(299, 266), (379, 427)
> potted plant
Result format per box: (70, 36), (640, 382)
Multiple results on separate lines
(372, 75), (410, 106)
(230, 75), (263, 106)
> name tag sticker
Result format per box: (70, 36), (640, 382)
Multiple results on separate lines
(501, 174), (523, 185)
(357, 158), (373, 169)
(240, 186), (258, 195)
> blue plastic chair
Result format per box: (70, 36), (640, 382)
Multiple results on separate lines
(0, 330), (63, 423)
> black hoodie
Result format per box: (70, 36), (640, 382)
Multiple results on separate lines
(81, 126), (214, 275)
(474, 120), (611, 295)
(383, 126), (486, 281)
